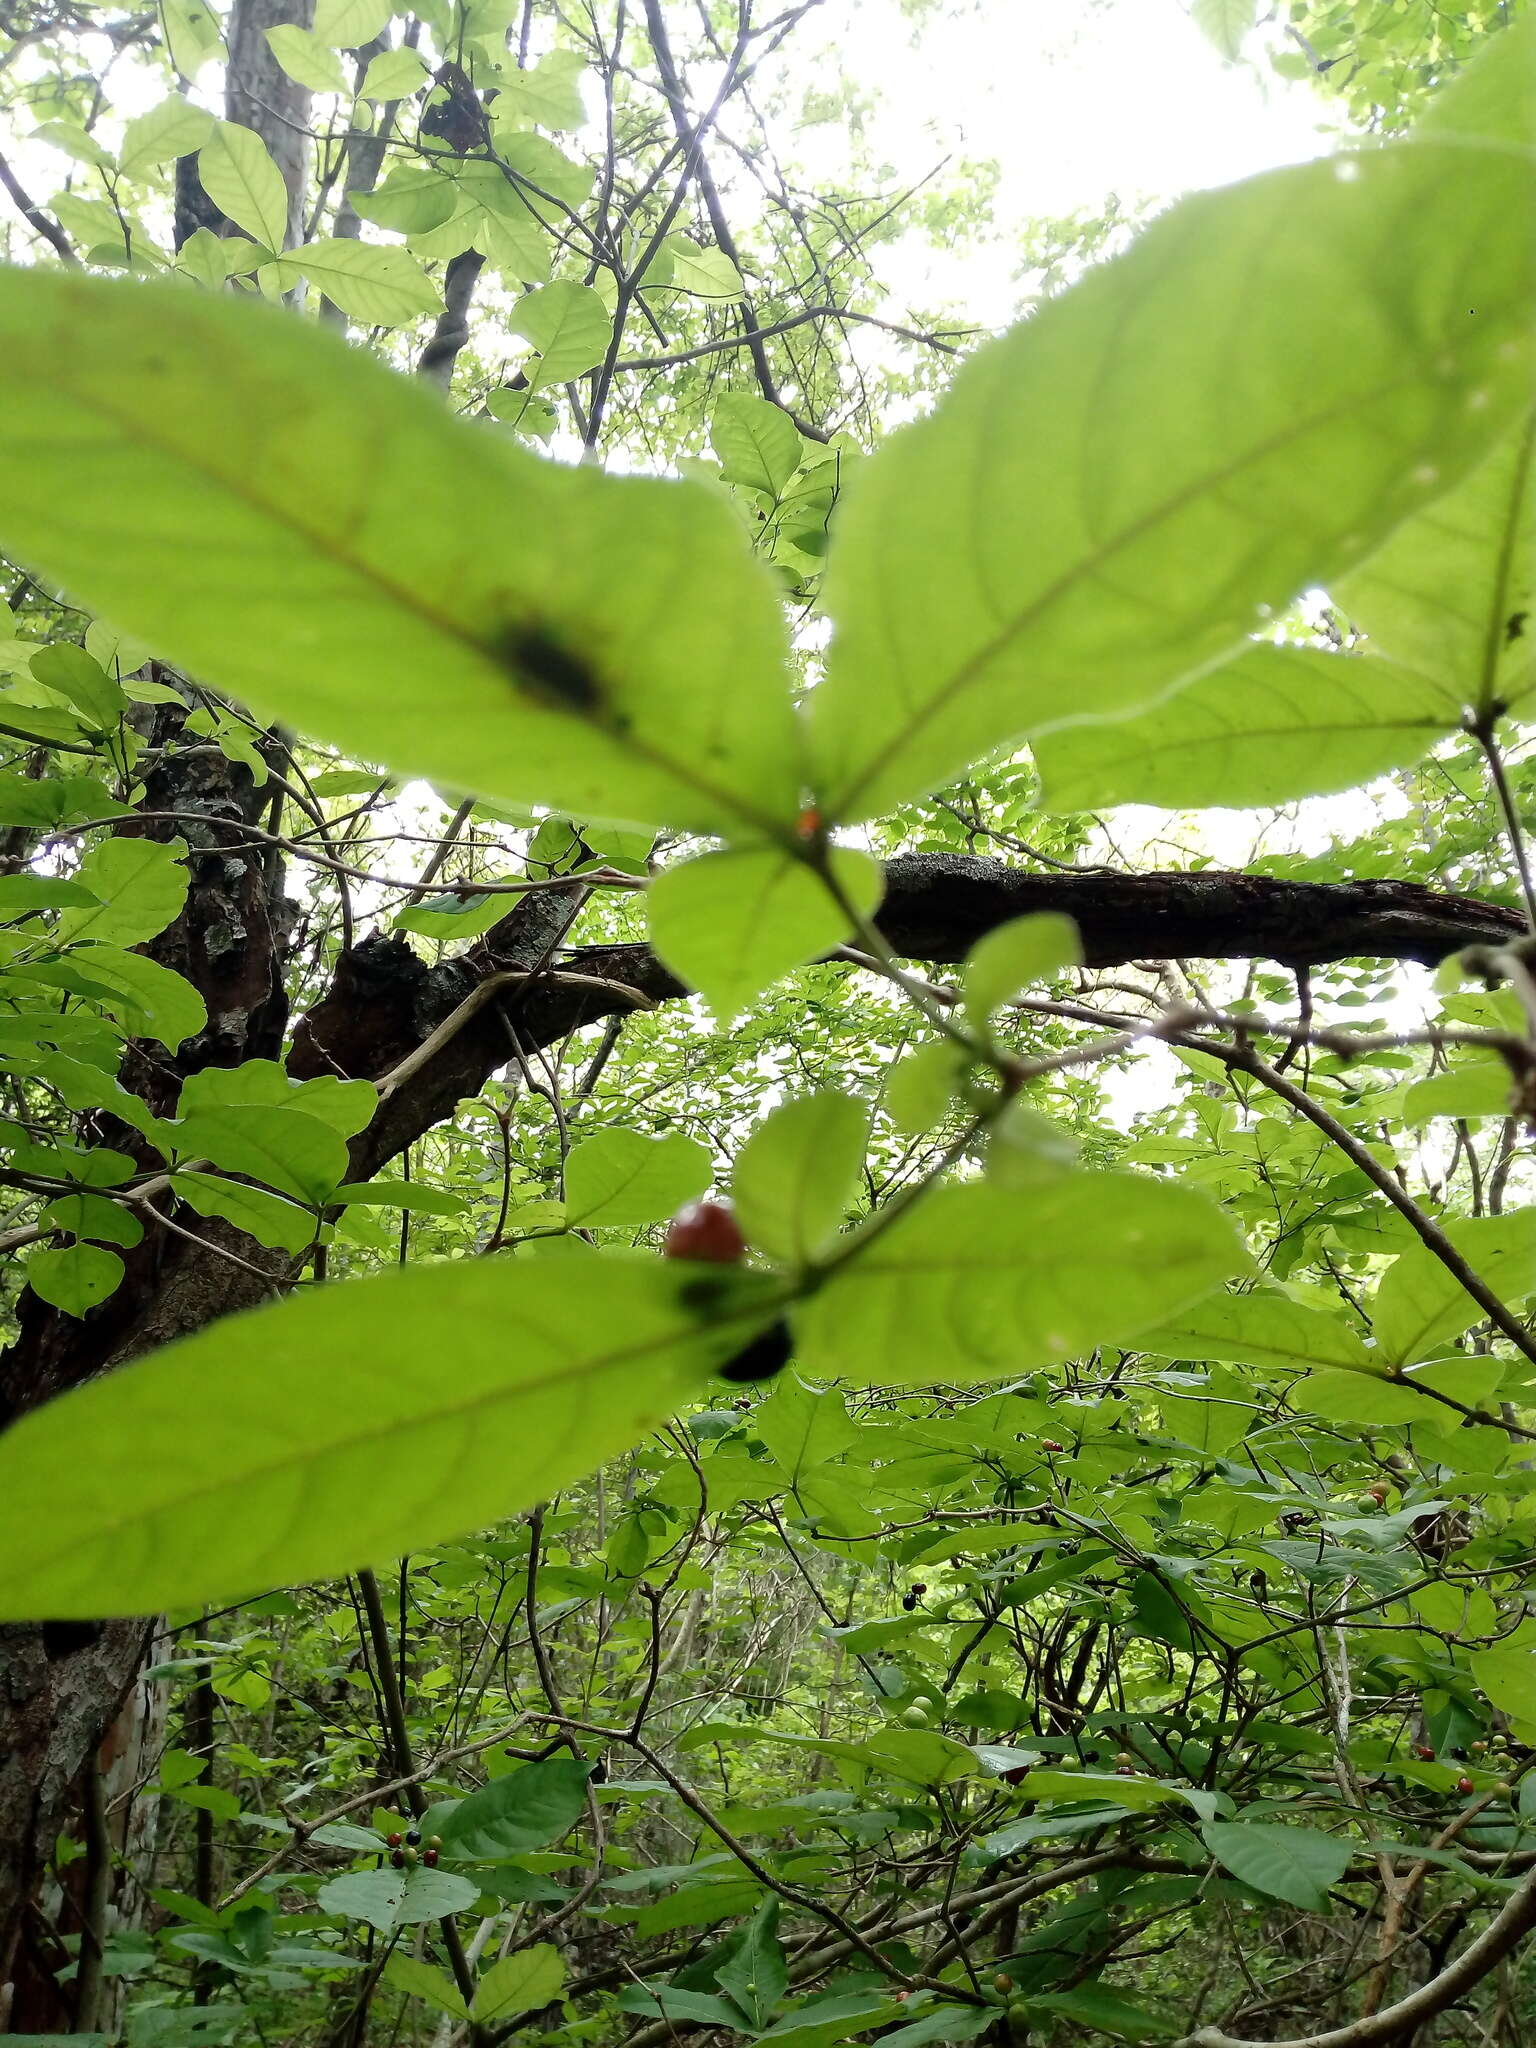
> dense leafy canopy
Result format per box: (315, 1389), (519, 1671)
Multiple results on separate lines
(0, 4), (1533, 2048)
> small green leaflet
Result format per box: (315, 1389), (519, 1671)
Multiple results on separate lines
(808, 135), (1536, 821)
(0, 273), (803, 840)
(648, 847), (881, 1019)
(0, 1257), (786, 1616)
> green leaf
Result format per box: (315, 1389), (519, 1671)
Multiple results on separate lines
(382, 1955), (469, 2020)
(1191, 0), (1255, 62)
(754, 1380), (858, 1484)
(794, 1173), (1244, 1381)
(318, 1865), (477, 1934)
(508, 282), (612, 388)
(30, 643), (126, 728)
(1034, 644), (1454, 811)
(470, 1943), (565, 2022)
(198, 123), (289, 251)
(0, 1256), (783, 1616)
(1403, 1057), (1513, 1123)
(1469, 1646), (1536, 1724)
(1340, 412), (1536, 716)
(27, 1242), (124, 1316)
(352, 164), (459, 233)
(492, 50), (586, 131)
(67, 946), (207, 1049)
(438, 1759), (590, 1860)
(1289, 1369), (1440, 1426)
(1371, 1211), (1536, 1366)
(333, 1179), (467, 1214)
(0, 875), (98, 915)
(1030, 1984), (1173, 2042)
(359, 45), (430, 101)
(1200, 1820), (1351, 1909)
(564, 1128), (712, 1229)
(733, 1093), (868, 1266)
(0, 273), (801, 839)
(264, 24), (348, 94)
(38, 1192), (143, 1249)
(661, 238), (744, 300)
(120, 97), (216, 173)
(177, 1060), (376, 1137)
(963, 913), (1081, 1025)
(310, 0), (392, 43)
(712, 396), (803, 496)
(58, 837), (188, 947)
(0, 771), (68, 828)
(715, 1899), (786, 2029)
(171, 1171), (317, 1254)
(284, 240), (440, 324)
(170, 1105), (347, 1206)
(1136, 1291), (1375, 1375)
(808, 140), (1536, 821)
(648, 848), (881, 1019)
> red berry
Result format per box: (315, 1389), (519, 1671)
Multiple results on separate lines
(1115, 1764), (1136, 1777)
(1041, 1439), (1064, 1454)
(663, 1198), (748, 1265)
(386, 1832), (403, 1848)
(1457, 1776), (1475, 1794)
(1415, 1746), (1435, 1761)
(391, 1849), (405, 1868)
(795, 807), (822, 840)
(423, 1847), (439, 1867)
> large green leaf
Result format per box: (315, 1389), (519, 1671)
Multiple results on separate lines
(1033, 644), (1454, 812)
(0, 1257), (784, 1616)
(1200, 1820), (1352, 1909)
(1135, 1291), (1375, 1375)
(198, 122), (289, 251)
(278, 239), (441, 325)
(1339, 412), (1536, 716)
(509, 281), (612, 388)
(1370, 1210), (1536, 1366)
(58, 837), (189, 947)
(318, 1866), (478, 1935)
(793, 1174), (1244, 1382)
(471, 1944), (565, 2023)
(438, 1759), (590, 1860)
(808, 138), (1536, 821)
(0, 273), (802, 839)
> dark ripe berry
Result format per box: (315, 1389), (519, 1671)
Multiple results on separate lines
(719, 1318), (794, 1384)
(386, 1832), (403, 1848)
(911, 1583), (927, 1596)
(664, 1198), (748, 1265)
(1002, 1764), (1031, 1786)
(423, 1848), (439, 1867)
(902, 1591), (919, 1612)
(1457, 1775), (1476, 1794)
(391, 1849), (405, 1868)
(405, 1826), (421, 1846)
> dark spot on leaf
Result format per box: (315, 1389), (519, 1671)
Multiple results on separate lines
(1506, 611), (1528, 647)
(489, 623), (605, 715)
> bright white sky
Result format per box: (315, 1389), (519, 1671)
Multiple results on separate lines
(788, 0), (1337, 323)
